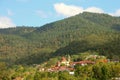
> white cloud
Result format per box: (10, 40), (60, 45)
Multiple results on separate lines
(85, 7), (104, 13)
(36, 10), (48, 18)
(110, 9), (120, 16)
(54, 3), (104, 17)
(54, 3), (83, 17)
(0, 16), (16, 28)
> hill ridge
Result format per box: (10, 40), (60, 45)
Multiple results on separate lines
(0, 12), (119, 65)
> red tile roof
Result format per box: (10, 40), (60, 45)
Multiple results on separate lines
(72, 60), (95, 65)
(61, 57), (67, 62)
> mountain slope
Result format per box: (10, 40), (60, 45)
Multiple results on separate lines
(24, 12), (120, 48)
(0, 12), (120, 65)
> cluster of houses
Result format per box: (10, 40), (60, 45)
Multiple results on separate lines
(48, 56), (95, 72)
(38, 55), (108, 73)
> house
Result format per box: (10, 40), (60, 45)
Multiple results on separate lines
(38, 68), (45, 72)
(69, 71), (74, 75)
(55, 56), (70, 67)
(60, 57), (70, 66)
(49, 66), (74, 72)
(71, 60), (95, 66)
(48, 56), (73, 72)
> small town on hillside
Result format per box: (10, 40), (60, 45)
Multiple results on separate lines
(38, 55), (110, 74)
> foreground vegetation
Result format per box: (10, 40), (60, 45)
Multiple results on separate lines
(0, 62), (120, 80)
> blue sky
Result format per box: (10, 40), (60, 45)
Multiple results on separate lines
(0, 0), (120, 28)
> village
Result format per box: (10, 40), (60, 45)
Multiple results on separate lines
(10, 54), (120, 80)
(38, 54), (109, 74)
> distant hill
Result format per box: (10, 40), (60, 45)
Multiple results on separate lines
(0, 12), (120, 65)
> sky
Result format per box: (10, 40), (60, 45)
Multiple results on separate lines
(0, 0), (120, 28)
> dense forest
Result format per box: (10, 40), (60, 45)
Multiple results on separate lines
(0, 12), (120, 65)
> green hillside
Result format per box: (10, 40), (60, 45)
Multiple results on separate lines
(0, 12), (120, 65)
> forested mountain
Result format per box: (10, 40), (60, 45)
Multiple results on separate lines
(0, 12), (120, 65)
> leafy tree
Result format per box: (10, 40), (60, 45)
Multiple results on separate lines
(92, 63), (111, 80)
